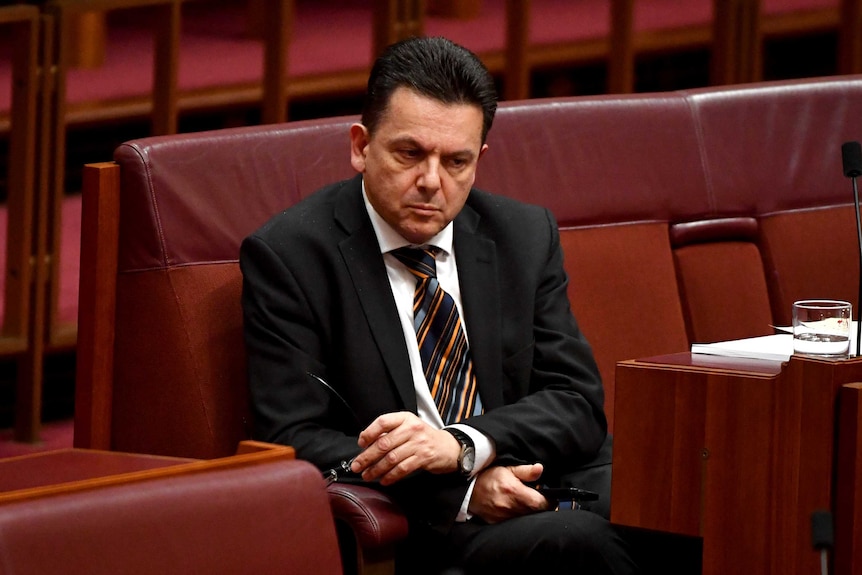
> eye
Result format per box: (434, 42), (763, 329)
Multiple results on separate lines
(399, 148), (420, 158)
(447, 156), (469, 170)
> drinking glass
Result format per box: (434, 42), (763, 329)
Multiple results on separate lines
(792, 299), (852, 357)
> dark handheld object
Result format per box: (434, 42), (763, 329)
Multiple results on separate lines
(537, 486), (599, 503)
(324, 459), (356, 487)
(307, 372), (363, 485)
(843, 141), (862, 357)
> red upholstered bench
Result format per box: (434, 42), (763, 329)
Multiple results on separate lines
(74, 73), (862, 443)
(0, 455), (345, 575)
(73, 73), (862, 574)
(473, 74), (862, 428)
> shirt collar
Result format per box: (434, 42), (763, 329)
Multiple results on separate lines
(361, 178), (454, 256)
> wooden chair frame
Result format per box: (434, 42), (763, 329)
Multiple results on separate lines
(37, 0), (183, 384)
(0, 441), (296, 505)
(835, 382), (862, 575)
(755, 0), (862, 79)
(502, 0), (624, 99)
(1, 4), (43, 443)
(839, 0), (862, 74)
(503, 0), (724, 100)
(73, 162), (119, 450)
(502, 0), (858, 98)
(0, 5), (39, 347)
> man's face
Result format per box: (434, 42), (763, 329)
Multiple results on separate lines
(350, 87), (488, 245)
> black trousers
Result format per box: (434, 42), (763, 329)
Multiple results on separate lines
(397, 436), (639, 574)
(447, 508), (637, 574)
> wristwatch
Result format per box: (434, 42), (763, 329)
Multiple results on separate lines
(445, 428), (476, 476)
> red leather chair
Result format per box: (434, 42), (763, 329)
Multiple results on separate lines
(74, 115), (407, 575)
(0, 457), (344, 575)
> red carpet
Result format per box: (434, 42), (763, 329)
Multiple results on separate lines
(0, 418), (74, 459)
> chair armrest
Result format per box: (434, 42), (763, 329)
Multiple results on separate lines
(327, 483), (408, 550)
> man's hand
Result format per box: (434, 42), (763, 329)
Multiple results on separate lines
(350, 411), (460, 485)
(468, 463), (550, 524)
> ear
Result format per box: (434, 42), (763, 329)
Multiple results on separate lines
(349, 123), (370, 173)
(478, 143), (489, 161)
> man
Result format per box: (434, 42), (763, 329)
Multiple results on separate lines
(241, 37), (636, 574)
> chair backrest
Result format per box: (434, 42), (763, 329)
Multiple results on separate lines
(686, 77), (862, 324)
(75, 115), (357, 458)
(0, 457), (343, 575)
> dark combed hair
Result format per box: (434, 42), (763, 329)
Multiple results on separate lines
(361, 36), (498, 143)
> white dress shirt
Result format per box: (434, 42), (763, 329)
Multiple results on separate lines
(362, 183), (495, 520)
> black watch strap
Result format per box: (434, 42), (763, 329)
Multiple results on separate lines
(444, 427), (475, 475)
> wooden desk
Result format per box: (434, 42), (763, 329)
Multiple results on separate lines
(611, 352), (862, 575)
(0, 442), (295, 504)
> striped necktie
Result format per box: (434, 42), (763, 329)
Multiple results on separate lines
(391, 247), (482, 424)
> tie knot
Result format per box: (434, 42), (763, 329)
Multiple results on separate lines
(391, 247), (438, 279)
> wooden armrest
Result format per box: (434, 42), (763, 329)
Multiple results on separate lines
(234, 439), (294, 455)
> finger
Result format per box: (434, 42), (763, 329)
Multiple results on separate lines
(353, 423), (417, 474)
(361, 413), (430, 462)
(350, 431), (394, 473)
(377, 453), (421, 486)
(354, 412), (446, 477)
(507, 464), (549, 509)
(360, 444), (411, 483)
(510, 462), (544, 483)
(357, 412), (408, 448)
(515, 480), (550, 511)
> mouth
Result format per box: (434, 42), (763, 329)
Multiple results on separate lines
(407, 204), (440, 217)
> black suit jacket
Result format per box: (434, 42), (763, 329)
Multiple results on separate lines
(240, 175), (607, 532)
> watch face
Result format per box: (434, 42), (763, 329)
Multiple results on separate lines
(462, 446), (476, 473)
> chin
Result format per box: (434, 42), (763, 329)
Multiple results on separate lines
(402, 232), (433, 246)
(399, 222), (443, 244)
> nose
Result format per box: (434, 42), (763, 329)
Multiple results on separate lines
(417, 157), (441, 192)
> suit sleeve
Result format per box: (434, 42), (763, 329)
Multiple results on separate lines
(241, 233), (363, 471)
(464, 207), (607, 478)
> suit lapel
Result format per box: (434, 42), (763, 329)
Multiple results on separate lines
(334, 180), (418, 412)
(453, 205), (504, 410)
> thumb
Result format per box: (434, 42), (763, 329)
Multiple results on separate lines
(510, 462), (544, 483)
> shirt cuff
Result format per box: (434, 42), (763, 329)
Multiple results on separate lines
(456, 477), (478, 522)
(447, 423), (495, 475)
(447, 423), (496, 523)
